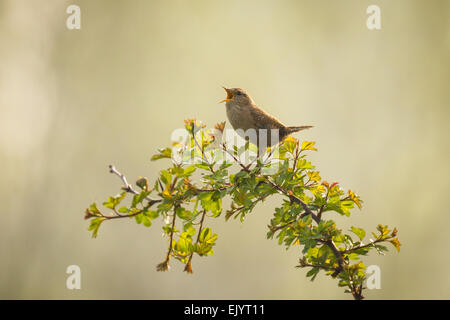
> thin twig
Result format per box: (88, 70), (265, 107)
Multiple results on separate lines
(263, 176), (345, 277)
(342, 238), (386, 254)
(317, 188), (330, 220)
(185, 209), (207, 273)
(269, 219), (296, 233)
(325, 239), (345, 277)
(109, 165), (161, 206)
(298, 262), (334, 271)
(192, 130), (211, 167)
(264, 178), (320, 224)
(101, 207), (145, 220)
(166, 209), (177, 258)
(292, 147), (300, 172)
(221, 143), (250, 172)
(225, 194), (269, 220)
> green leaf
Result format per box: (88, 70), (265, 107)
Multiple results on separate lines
(302, 214), (312, 226)
(234, 170), (249, 181)
(142, 216), (152, 227)
(151, 147), (172, 161)
(184, 223), (196, 237)
(283, 136), (298, 154)
(198, 191), (222, 216)
(307, 247), (319, 259)
(157, 201), (173, 213)
(350, 226), (366, 241)
(377, 224), (390, 238)
(102, 192), (126, 209)
(374, 244), (388, 252)
(348, 190), (363, 209)
(88, 218), (105, 238)
(135, 213), (143, 224)
(88, 202), (100, 215)
(347, 253), (360, 261)
(200, 191), (216, 202)
(132, 190), (150, 208)
(118, 206), (128, 214)
(183, 165), (196, 177)
(390, 238), (402, 252)
(306, 267), (320, 281)
(176, 207), (193, 220)
(339, 200), (354, 216)
(198, 227), (218, 244)
(195, 163), (211, 171)
(175, 234), (192, 255)
(317, 245), (330, 263)
(199, 227), (211, 242)
(160, 170), (172, 185)
(145, 210), (159, 219)
(219, 162), (233, 170)
(306, 171), (321, 182)
(296, 159), (313, 170)
(301, 141), (317, 151)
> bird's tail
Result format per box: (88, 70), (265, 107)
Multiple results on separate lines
(284, 125), (314, 135)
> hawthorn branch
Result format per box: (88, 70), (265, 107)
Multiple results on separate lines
(292, 147), (300, 172)
(269, 219), (296, 233)
(109, 165), (161, 206)
(221, 143), (250, 172)
(89, 195), (157, 221)
(317, 189), (330, 221)
(325, 239), (345, 277)
(348, 270), (364, 300)
(195, 185), (233, 192)
(100, 207), (146, 220)
(343, 237), (390, 254)
(264, 177), (345, 276)
(167, 209), (177, 258)
(225, 194), (269, 220)
(192, 130), (214, 171)
(298, 260), (334, 271)
(264, 179), (346, 276)
(157, 207), (178, 272)
(265, 178), (320, 224)
(185, 209), (207, 273)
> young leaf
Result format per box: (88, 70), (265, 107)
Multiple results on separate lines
(301, 141), (317, 151)
(390, 238), (402, 252)
(88, 218), (105, 238)
(151, 147), (172, 161)
(350, 226), (366, 241)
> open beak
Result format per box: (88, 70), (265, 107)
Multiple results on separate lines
(220, 87), (233, 103)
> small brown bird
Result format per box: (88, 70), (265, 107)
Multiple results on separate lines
(220, 87), (313, 152)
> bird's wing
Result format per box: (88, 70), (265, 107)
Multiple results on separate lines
(249, 105), (285, 130)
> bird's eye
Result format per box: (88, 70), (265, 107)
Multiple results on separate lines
(236, 91), (242, 96)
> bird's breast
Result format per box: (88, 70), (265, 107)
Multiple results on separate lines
(226, 103), (253, 132)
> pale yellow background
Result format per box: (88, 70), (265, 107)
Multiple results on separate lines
(1, 0), (449, 299)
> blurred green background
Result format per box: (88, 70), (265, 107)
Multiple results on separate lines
(1, 0), (449, 299)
